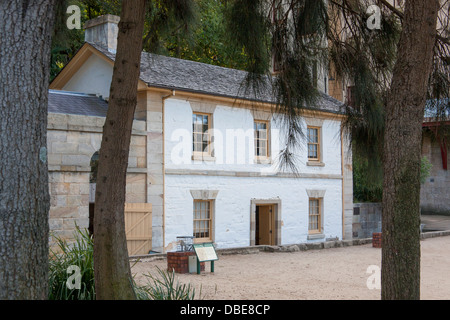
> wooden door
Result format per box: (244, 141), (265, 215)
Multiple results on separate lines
(257, 205), (275, 245)
(124, 203), (152, 256)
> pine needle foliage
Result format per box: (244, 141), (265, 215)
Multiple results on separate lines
(224, 0), (330, 172)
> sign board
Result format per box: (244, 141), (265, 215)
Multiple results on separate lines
(193, 243), (218, 263)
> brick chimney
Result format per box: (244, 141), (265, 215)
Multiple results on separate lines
(84, 14), (120, 53)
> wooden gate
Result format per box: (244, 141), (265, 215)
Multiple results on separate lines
(124, 203), (152, 256)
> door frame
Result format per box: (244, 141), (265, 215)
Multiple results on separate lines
(250, 199), (281, 246)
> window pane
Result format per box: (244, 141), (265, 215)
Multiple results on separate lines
(255, 121), (268, 157)
(308, 145), (318, 158)
(258, 129), (267, 140)
(193, 114), (210, 154)
(193, 123), (202, 132)
(308, 199), (320, 232)
(307, 128), (318, 143)
(194, 133), (201, 143)
(194, 201), (212, 240)
(193, 142), (201, 152)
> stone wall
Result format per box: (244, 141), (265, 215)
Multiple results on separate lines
(47, 112), (148, 245)
(421, 132), (450, 215)
(352, 203), (382, 239)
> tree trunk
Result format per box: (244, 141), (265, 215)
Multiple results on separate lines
(0, 1), (56, 299)
(382, 0), (439, 300)
(93, 0), (147, 300)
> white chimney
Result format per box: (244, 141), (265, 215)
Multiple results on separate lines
(84, 14), (120, 53)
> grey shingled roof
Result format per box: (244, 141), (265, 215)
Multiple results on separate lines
(48, 90), (108, 117)
(90, 42), (344, 114)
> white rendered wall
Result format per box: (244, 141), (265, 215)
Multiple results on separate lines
(165, 175), (343, 249)
(63, 54), (113, 99)
(163, 98), (344, 249)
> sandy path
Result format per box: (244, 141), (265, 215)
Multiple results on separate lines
(131, 236), (450, 300)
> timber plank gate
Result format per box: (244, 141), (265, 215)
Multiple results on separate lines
(124, 203), (152, 256)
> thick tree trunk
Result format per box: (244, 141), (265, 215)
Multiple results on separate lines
(0, 1), (56, 299)
(93, 0), (147, 300)
(381, 0), (439, 300)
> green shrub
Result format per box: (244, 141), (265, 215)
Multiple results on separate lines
(135, 267), (202, 300)
(48, 227), (200, 300)
(48, 226), (95, 300)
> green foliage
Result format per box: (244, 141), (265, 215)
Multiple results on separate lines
(224, 0), (271, 75)
(51, 0), (250, 81)
(420, 156), (432, 184)
(353, 152), (383, 203)
(48, 227), (200, 300)
(354, 155), (434, 203)
(224, 0), (331, 172)
(134, 267), (202, 300)
(48, 226), (95, 300)
(162, 0), (249, 70)
(330, 1), (402, 184)
(51, 1), (85, 80)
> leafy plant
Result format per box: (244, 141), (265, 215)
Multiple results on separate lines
(135, 267), (202, 300)
(48, 226), (95, 300)
(48, 227), (201, 300)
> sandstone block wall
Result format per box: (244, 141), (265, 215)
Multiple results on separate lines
(47, 112), (148, 245)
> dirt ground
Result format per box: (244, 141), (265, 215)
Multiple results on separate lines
(131, 235), (450, 300)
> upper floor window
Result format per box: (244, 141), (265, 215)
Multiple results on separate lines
(193, 112), (211, 156)
(254, 121), (269, 159)
(307, 126), (320, 161)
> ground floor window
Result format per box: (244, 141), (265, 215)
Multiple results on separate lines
(193, 200), (213, 242)
(308, 198), (322, 234)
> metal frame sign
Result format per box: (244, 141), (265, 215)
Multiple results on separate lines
(192, 243), (218, 274)
(193, 243), (218, 262)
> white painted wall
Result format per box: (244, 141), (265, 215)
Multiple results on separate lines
(165, 175), (343, 249)
(63, 54), (113, 99)
(164, 99), (342, 175)
(163, 98), (344, 249)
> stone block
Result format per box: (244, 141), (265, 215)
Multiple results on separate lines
(62, 155), (91, 167)
(49, 219), (63, 231)
(306, 242), (323, 250)
(50, 182), (70, 195)
(63, 218), (89, 230)
(48, 154), (62, 166)
(64, 173), (89, 183)
(66, 195), (82, 206)
(50, 207), (79, 219)
(67, 114), (99, 128)
(132, 120), (146, 132)
(52, 142), (78, 154)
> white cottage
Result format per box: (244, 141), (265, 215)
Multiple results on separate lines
(49, 15), (353, 254)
